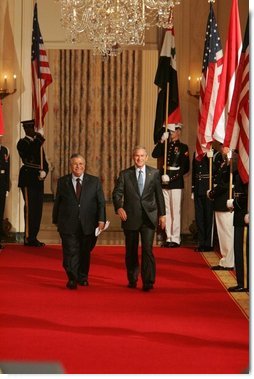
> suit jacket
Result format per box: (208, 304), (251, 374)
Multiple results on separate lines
(112, 165), (165, 230)
(52, 173), (106, 235)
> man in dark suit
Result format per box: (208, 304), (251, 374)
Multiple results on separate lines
(52, 153), (106, 290)
(17, 120), (49, 247)
(0, 137), (10, 249)
(112, 145), (166, 292)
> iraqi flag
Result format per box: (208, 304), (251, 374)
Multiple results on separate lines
(153, 25), (181, 144)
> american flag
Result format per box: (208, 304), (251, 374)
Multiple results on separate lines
(224, 18), (249, 184)
(212, 0), (242, 144)
(0, 102), (4, 136)
(31, 3), (52, 131)
(195, 3), (223, 159)
(153, 23), (181, 144)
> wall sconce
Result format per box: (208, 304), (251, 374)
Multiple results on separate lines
(0, 74), (17, 101)
(187, 76), (201, 99)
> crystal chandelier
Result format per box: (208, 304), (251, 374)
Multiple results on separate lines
(55, 0), (181, 57)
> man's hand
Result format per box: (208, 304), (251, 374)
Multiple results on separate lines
(39, 170), (47, 180)
(160, 132), (169, 143)
(207, 190), (213, 199)
(159, 215), (166, 230)
(98, 221), (105, 231)
(226, 199), (234, 212)
(244, 213), (249, 224)
(161, 174), (169, 184)
(117, 208), (127, 221)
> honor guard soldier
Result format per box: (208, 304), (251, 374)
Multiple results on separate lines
(207, 147), (235, 270)
(17, 120), (49, 247)
(0, 137), (10, 249)
(191, 149), (221, 252)
(152, 123), (189, 247)
(226, 168), (249, 292)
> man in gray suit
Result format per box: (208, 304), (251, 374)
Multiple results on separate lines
(112, 145), (166, 291)
(52, 153), (106, 290)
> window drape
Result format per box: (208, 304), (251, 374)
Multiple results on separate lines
(50, 49), (142, 200)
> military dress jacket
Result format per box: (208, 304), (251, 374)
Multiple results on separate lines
(0, 145), (10, 192)
(152, 140), (189, 189)
(17, 133), (49, 188)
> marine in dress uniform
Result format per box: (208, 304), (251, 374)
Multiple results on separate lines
(0, 139), (10, 249)
(191, 151), (221, 252)
(226, 171), (249, 292)
(152, 124), (189, 247)
(207, 150), (234, 270)
(17, 120), (49, 247)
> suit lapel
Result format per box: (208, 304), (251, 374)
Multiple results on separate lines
(66, 175), (77, 199)
(130, 166), (152, 196)
(143, 166), (152, 194)
(129, 166), (139, 194)
(80, 174), (89, 199)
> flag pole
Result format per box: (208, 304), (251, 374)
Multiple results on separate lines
(207, 148), (214, 190)
(228, 150), (233, 199)
(37, 78), (43, 170)
(209, 154), (213, 191)
(163, 82), (169, 175)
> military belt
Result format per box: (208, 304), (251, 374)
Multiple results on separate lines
(195, 174), (210, 179)
(166, 166), (180, 170)
(23, 163), (41, 169)
(234, 192), (244, 198)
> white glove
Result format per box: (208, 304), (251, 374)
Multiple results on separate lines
(206, 149), (214, 158)
(226, 149), (232, 159)
(6, 191), (8, 197)
(160, 132), (169, 143)
(39, 170), (47, 179)
(161, 174), (169, 184)
(226, 199), (234, 211)
(244, 213), (249, 224)
(191, 193), (194, 200)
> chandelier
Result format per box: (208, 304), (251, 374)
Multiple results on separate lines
(55, 0), (181, 57)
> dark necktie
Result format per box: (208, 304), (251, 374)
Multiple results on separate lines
(76, 178), (82, 200)
(137, 169), (144, 195)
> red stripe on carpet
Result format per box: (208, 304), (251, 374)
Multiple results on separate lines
(0, 244), (249, 374)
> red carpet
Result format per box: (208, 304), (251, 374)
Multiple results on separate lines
(0, 244), (249, 374)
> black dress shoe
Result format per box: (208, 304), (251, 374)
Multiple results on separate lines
(228, 285), (246, 292)
(78, 279), (89, 286)
(66, 279), (77, 290)
(160, 242), (171, 248)
(211, 265), (234, 271)
(127, 282), (137, 288)
(169, 242), (180, 248)
(0, 243), (4, 250)
(24, 240), (45, 247)
(204, 246), (214, 252)
(194, 246), (205, 252)
(142, 284), (154, 292)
